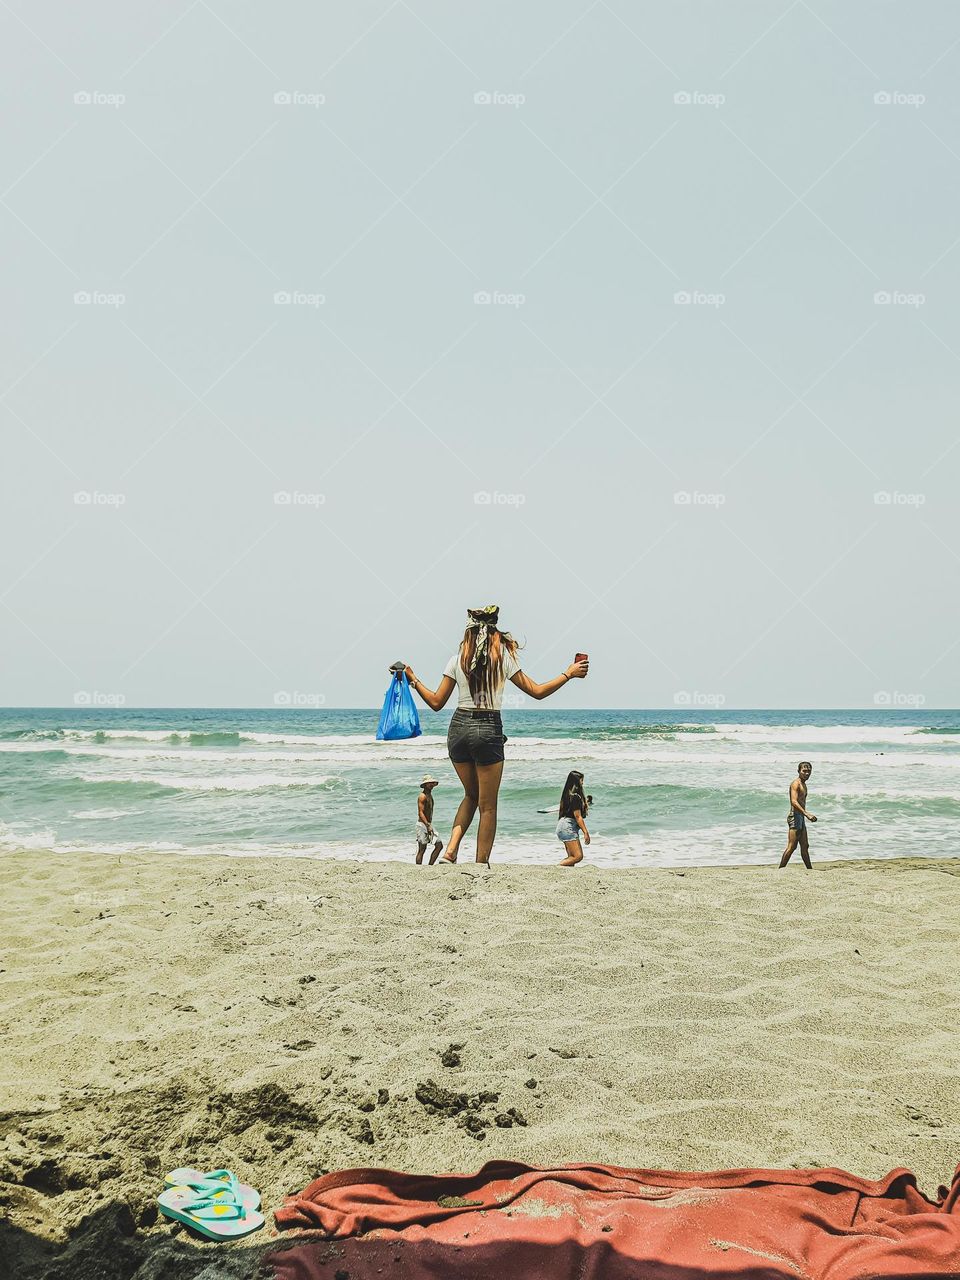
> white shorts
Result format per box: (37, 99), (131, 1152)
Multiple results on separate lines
(416, 822), (438, 846)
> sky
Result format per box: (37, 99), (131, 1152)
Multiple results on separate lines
(1, 1), (958, 709)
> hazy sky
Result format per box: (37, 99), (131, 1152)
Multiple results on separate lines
(2, 2), (958, 708)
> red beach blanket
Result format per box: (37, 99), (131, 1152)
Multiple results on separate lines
(266, 1160), (960, 1279)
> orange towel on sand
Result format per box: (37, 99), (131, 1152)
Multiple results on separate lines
(267, 1160), (960, 1278)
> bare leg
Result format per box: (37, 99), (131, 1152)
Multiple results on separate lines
(559, 838), (583, 867)
(428, 839), (444, 865)
(779, 829), (799, 868)
(415, 842), (427, 865)
(475, 760), (504, 864)
(798, 829), (812, 869)
(442, 760), (478, 863)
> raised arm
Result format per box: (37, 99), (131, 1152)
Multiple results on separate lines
(404, 666), (456, 712)
(510, 658), (588, 701)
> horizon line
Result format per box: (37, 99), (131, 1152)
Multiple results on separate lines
(0, 706), (956, 714)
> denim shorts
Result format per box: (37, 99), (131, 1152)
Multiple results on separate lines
(447, 708), (505, 766)
(556, 816), (580, 842)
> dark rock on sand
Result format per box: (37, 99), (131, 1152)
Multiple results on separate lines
(416, 1079), (469, 1116)
(209, 1082), (319, 1135)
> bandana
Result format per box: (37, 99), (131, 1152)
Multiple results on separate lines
(466, 605), (500, 674)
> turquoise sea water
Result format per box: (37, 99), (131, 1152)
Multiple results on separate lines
(1, 707), (958, 867)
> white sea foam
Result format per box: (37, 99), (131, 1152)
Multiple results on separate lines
(73, 771), (339, 793)
(71, 808), (136, 819)
(18, 722), (957, 746)
(3, 819), (955, 867)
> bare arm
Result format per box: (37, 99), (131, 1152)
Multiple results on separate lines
(510, 659), (589, 702)
(417, 794), (428, 823)
(404, 667), (456, 712)
(572, 807), (590, 844)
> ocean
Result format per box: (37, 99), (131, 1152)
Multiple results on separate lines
(0, 707), (958, 867)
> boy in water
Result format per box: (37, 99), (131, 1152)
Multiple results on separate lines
(779, 761), (817, 869)
(415, 775), (443, 865)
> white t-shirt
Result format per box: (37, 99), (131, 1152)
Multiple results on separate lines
(443, 646), (521, 710)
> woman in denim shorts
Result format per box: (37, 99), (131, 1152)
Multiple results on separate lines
(556, 770), (590, 866)
(404, 605), (588, 865)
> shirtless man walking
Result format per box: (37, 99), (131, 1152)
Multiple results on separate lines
(779, 761), (817, 869)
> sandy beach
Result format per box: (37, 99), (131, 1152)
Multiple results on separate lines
(1, 851), (958, 1279)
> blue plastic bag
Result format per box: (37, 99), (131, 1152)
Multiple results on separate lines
(376, 671), (422, 741)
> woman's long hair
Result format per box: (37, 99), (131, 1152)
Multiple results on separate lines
(459, 626), (519, 708)
(559, 770), (586, 817)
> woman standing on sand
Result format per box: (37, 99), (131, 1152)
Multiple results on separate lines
(556, 770), (590, 867)
(404, 605), (588, 865)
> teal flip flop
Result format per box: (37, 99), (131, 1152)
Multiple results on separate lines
(157, 1183), (264, 1241)
(164, 1167), (260, 1209)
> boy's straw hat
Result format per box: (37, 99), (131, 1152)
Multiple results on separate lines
(420, 774), (440, 785)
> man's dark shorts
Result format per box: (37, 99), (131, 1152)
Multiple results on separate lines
(447, 708), (506, 766)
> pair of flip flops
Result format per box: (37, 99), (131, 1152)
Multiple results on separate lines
(157, 1167), (265, 1241)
